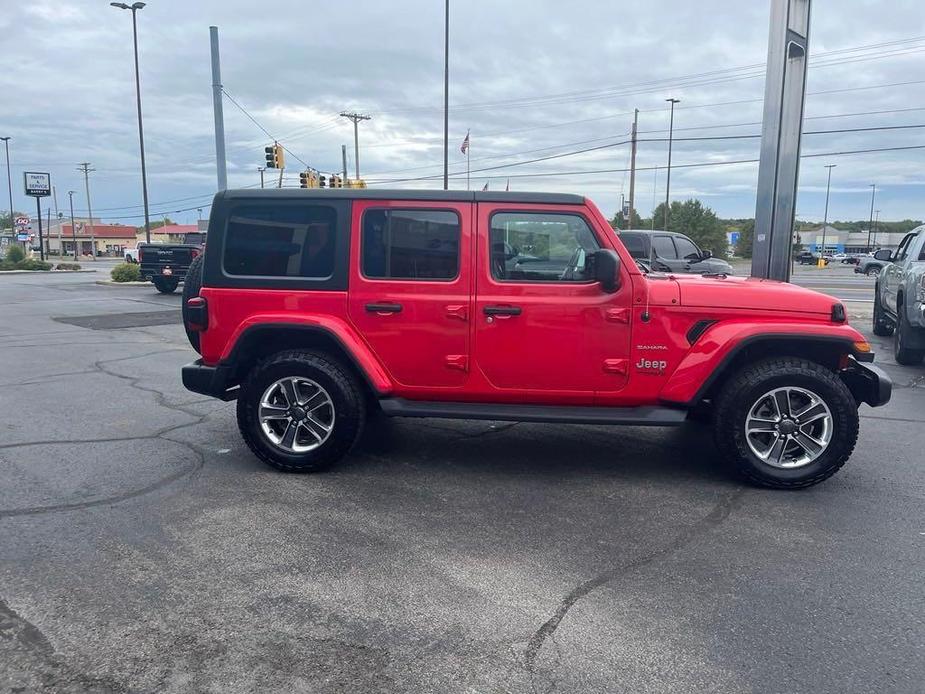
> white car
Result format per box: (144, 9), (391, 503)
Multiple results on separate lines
(123, 247), (140, 263)
(831, 253), (849, 262)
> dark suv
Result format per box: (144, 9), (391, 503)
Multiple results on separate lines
(617, 230), (733, 275)
(180, 189), (889, 489)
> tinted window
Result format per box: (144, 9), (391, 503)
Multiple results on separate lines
(652, 235), (677, 259)
(673, 235), (701, 260)
(362, 209), (460, 280)
(223, 204), (336, 278)
(620, 233), (648, 259)
(895, 234), (914, 261)
(490, 212), (600, 282)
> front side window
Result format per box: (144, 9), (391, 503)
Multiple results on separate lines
(223, 204), (337, 278)
(490, 212), (600, 282)
(673, 236), (701, 261)
(652, 235), (677, 259)
(620, 233), (648, 259)
(895, 234), (914, 261)
(362, 209), (460, 280)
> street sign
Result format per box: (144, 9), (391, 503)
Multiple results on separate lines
(17, 233), (30, 242)
(24, 172), (51, 198)
(14, 216), (30, 228)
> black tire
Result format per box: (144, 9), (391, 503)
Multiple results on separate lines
(153, 276), (179, 294)
(866, 265), (881, 277)
(181, 254), (204, 353)
(712, 357), (859, 489)
(894, 299), (925, 366)
(872, 283), (894, 337)
(237, 350), (365, 473)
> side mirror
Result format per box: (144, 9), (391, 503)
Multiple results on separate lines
(873, 249), (893, 262)
(700, 249), (713, 260)
(593, 249), (622, 293)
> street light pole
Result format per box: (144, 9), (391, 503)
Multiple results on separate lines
(443, 0), (450, 191)
(664, 98), (680, 230)
(1, 137), (13, 242)
(67, 191), (77, 259)
(866, 184), (876, 253)
(111, 2), (151, 243)
(820, 164), (836, 264)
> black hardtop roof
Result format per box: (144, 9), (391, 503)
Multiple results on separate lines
(618, 229), (681, 236)
(217, 188), (586, 205)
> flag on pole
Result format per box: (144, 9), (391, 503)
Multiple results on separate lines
(460, 130), (470, 154)
(505, 179), (510, 192)
(482, 181), (489, 191)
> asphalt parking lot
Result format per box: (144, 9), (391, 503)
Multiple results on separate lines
(1, 269), (923, 693)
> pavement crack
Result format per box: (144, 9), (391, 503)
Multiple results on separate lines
(0, 596), (54, 655)
(522, 488), (744, 674)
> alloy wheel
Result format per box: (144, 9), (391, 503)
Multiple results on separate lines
(745, 386), (833, 469)
(258, 377), (335, 453)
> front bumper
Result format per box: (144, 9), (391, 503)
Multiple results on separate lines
(841, 359), (892, 408)
(182, 360), (237, 401)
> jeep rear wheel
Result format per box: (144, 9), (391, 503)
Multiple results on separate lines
(872, 284), (894, 336)
(712, 357), (858, 489)
(153, 276), (179, 294)
(237, 350), (365, 472)
(181, 254), (204, 353)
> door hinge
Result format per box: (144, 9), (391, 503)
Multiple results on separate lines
(603, 358), (628, 375)
(445, 304), (469, 321)
(445, 354), (469, 371)
(606, 308), (630, 323)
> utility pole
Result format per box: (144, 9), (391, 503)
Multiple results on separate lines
(663, 98), (680, 230)
(819, 164), (836, 264)
(67, 191), (77, 259)
(78, 163), (96, 261)
(866, 184), (876, 253)
(342, 144), (348, 181)
(1, 137), (12, 242)
(443, 0), (450, 191)
(111, 2), (151, 243)
(628, 109), (638, 229)
(210, 26), (227, 191)
(52, 186), (61, 257)
(340, 112), (371, 179)
(46, 206), (51, 259)
(873, 209), (880, 249)
(258, 167), (265, 189)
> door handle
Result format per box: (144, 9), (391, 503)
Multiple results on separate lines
(365, 302), (402, 314)
(483, 305), (522, 317)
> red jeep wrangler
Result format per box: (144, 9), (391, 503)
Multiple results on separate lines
(181, 189), (890, 488)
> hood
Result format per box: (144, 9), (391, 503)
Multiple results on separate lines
(670, 274), (840, 316)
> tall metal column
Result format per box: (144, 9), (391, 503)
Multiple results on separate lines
(210, 26), (228, 191)
(751, 0), (812, 281)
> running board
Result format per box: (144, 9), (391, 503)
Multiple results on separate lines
(378, 398), (687, 426)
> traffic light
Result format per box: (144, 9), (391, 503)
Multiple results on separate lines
(346, 178), (367, 189)
(318, 174), (327, 188)
(299, 171), (310, 188)
(264, 143), (284, 169)
(330, 174), (342, 188)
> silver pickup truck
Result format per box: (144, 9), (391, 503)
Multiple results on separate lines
(873, 226), (925, 365)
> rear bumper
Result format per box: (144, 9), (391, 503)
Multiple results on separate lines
(841, 360), (892, 408)
(140, 265), (187, 281)
(181, 360), (237, 401)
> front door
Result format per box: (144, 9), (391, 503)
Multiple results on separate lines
(348, 200), (471, 390)
(473, 204), (632, 402)
(882, 232), (916, 313)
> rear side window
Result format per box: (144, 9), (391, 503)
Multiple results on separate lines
(652, 235), (677, 259)
(362, 209), (460, 280)
(223, 204), (337, 278)
(620, 233), (647, 259)
(673, 235), (701, 260)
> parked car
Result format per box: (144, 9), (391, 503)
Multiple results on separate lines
(855, 255), (889, 276)
(872, 226), (925, 365)
(831, 253), (848, 262)
(138, 240), (204, 294)
(796, 251), (828, 266)
(180, 188), (890, 489)
(616, 230), (734, 275)
(123, 247), (140, 264)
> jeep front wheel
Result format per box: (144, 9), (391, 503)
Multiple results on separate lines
(237, 350), (365, 472)
(712, 357), (859, 489)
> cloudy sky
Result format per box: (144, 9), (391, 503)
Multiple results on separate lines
(1, 0), (924, 226)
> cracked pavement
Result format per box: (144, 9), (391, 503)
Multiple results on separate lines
(1, 271), (924, 693)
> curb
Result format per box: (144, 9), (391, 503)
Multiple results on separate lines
(95, 280), (153, 287)
(0, 269), (97, 275)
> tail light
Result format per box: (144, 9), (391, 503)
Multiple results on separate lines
(191, 248), (201, 259)
(138, 247), (144, 262)
(186, 297), (208, 332)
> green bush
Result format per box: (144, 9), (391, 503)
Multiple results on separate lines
(56, 262), (82, 271)
(15, 258), (52, 271)
(111, 262), (142, 282)
(4, 245), (25, 263)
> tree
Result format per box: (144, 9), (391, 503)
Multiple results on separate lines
(651, 199), (727, 257)
(1, 209), (30, 232)
(609, 208), (643, 231)
(735, 219), (755, 258)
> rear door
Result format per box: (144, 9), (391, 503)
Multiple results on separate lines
(348, 200), (471, 390)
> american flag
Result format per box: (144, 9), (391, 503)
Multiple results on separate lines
(460, 130), (470, 154)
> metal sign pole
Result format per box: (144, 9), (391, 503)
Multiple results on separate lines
(751, 0), (812, 281)
(36, 197), (44, 261)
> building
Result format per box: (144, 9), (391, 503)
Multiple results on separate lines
(137, 224), (201, 245)
(43, 218), (137, 257)
(801, 225), (910, 255)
